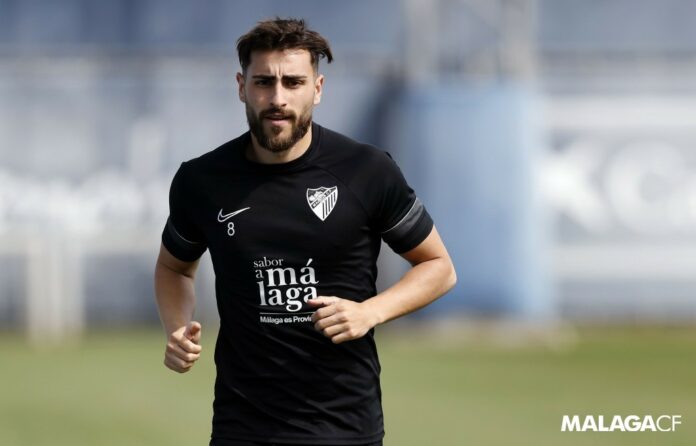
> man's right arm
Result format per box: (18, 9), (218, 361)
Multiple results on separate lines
(154, 242), (204, 373)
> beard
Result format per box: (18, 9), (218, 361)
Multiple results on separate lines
(246, 104), (312, 153)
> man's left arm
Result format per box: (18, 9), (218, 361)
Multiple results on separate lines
(309, 226), (456, 344)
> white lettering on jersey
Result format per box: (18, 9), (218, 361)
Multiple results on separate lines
(217, 207), (250, 237)
(255, 257), (319, 315)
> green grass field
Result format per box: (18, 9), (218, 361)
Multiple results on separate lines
(1, 325), (694, 445)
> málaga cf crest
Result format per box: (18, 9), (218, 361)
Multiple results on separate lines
(306, 186), (338, 221)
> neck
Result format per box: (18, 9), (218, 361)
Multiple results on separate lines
(247, 125), (313, 164)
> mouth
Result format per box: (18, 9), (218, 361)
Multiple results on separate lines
(263, 112), (293, 125)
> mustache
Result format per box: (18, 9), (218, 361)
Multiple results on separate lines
(260, 108), (296, 120)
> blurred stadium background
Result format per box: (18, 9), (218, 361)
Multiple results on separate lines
(1, 0), (695, 445)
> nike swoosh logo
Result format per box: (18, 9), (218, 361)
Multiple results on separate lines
(217, 207), (250, 223)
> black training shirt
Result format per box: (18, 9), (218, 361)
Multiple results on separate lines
(162, 122), (433, 445)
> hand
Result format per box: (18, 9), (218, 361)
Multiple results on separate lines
(308, 296), (379, 344)
(164, 321), (203, 373)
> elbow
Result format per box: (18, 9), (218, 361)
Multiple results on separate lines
(444, 260), (457, 292)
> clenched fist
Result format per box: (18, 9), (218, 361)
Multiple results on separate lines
(308, 296), (380, 344)
(164, 321), (203, 373)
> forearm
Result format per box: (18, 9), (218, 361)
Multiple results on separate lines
(154, 261), (197, 336)
(364, 257), (457, 326)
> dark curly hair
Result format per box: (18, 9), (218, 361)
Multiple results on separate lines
(236, 17), (333, 73)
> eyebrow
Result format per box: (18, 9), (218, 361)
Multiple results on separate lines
(251, 75), (308, 81)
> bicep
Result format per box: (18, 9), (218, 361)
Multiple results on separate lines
(399, 225), (451, 266)
(156, 242), (200, 279)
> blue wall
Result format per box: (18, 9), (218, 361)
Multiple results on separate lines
(383, 85), (551, 319)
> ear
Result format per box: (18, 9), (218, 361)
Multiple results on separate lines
(236, 72), (246, 103)
(313, 74), (324, 106)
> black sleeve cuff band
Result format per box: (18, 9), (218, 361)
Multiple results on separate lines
(382, 198), (434, 254)
(161, 217), (207, 262)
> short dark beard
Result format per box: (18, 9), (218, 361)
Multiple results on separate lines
(246, 104), (312, 153)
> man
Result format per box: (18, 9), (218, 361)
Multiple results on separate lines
(154, 18), (456, 446)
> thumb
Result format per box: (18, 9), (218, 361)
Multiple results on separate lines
(186, 321), (202, 342)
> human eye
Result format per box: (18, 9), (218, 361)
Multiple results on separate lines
(255, 79), (272, 86)
(284, 79), (304, 88)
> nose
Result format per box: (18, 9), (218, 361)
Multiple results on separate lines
(269, 83), (288, 109)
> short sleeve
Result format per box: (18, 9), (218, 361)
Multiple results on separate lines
(161, 162), (208, 261)
(373, 152), (434, 253)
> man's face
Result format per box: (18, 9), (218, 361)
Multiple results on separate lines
(237, 49), (324, 153)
